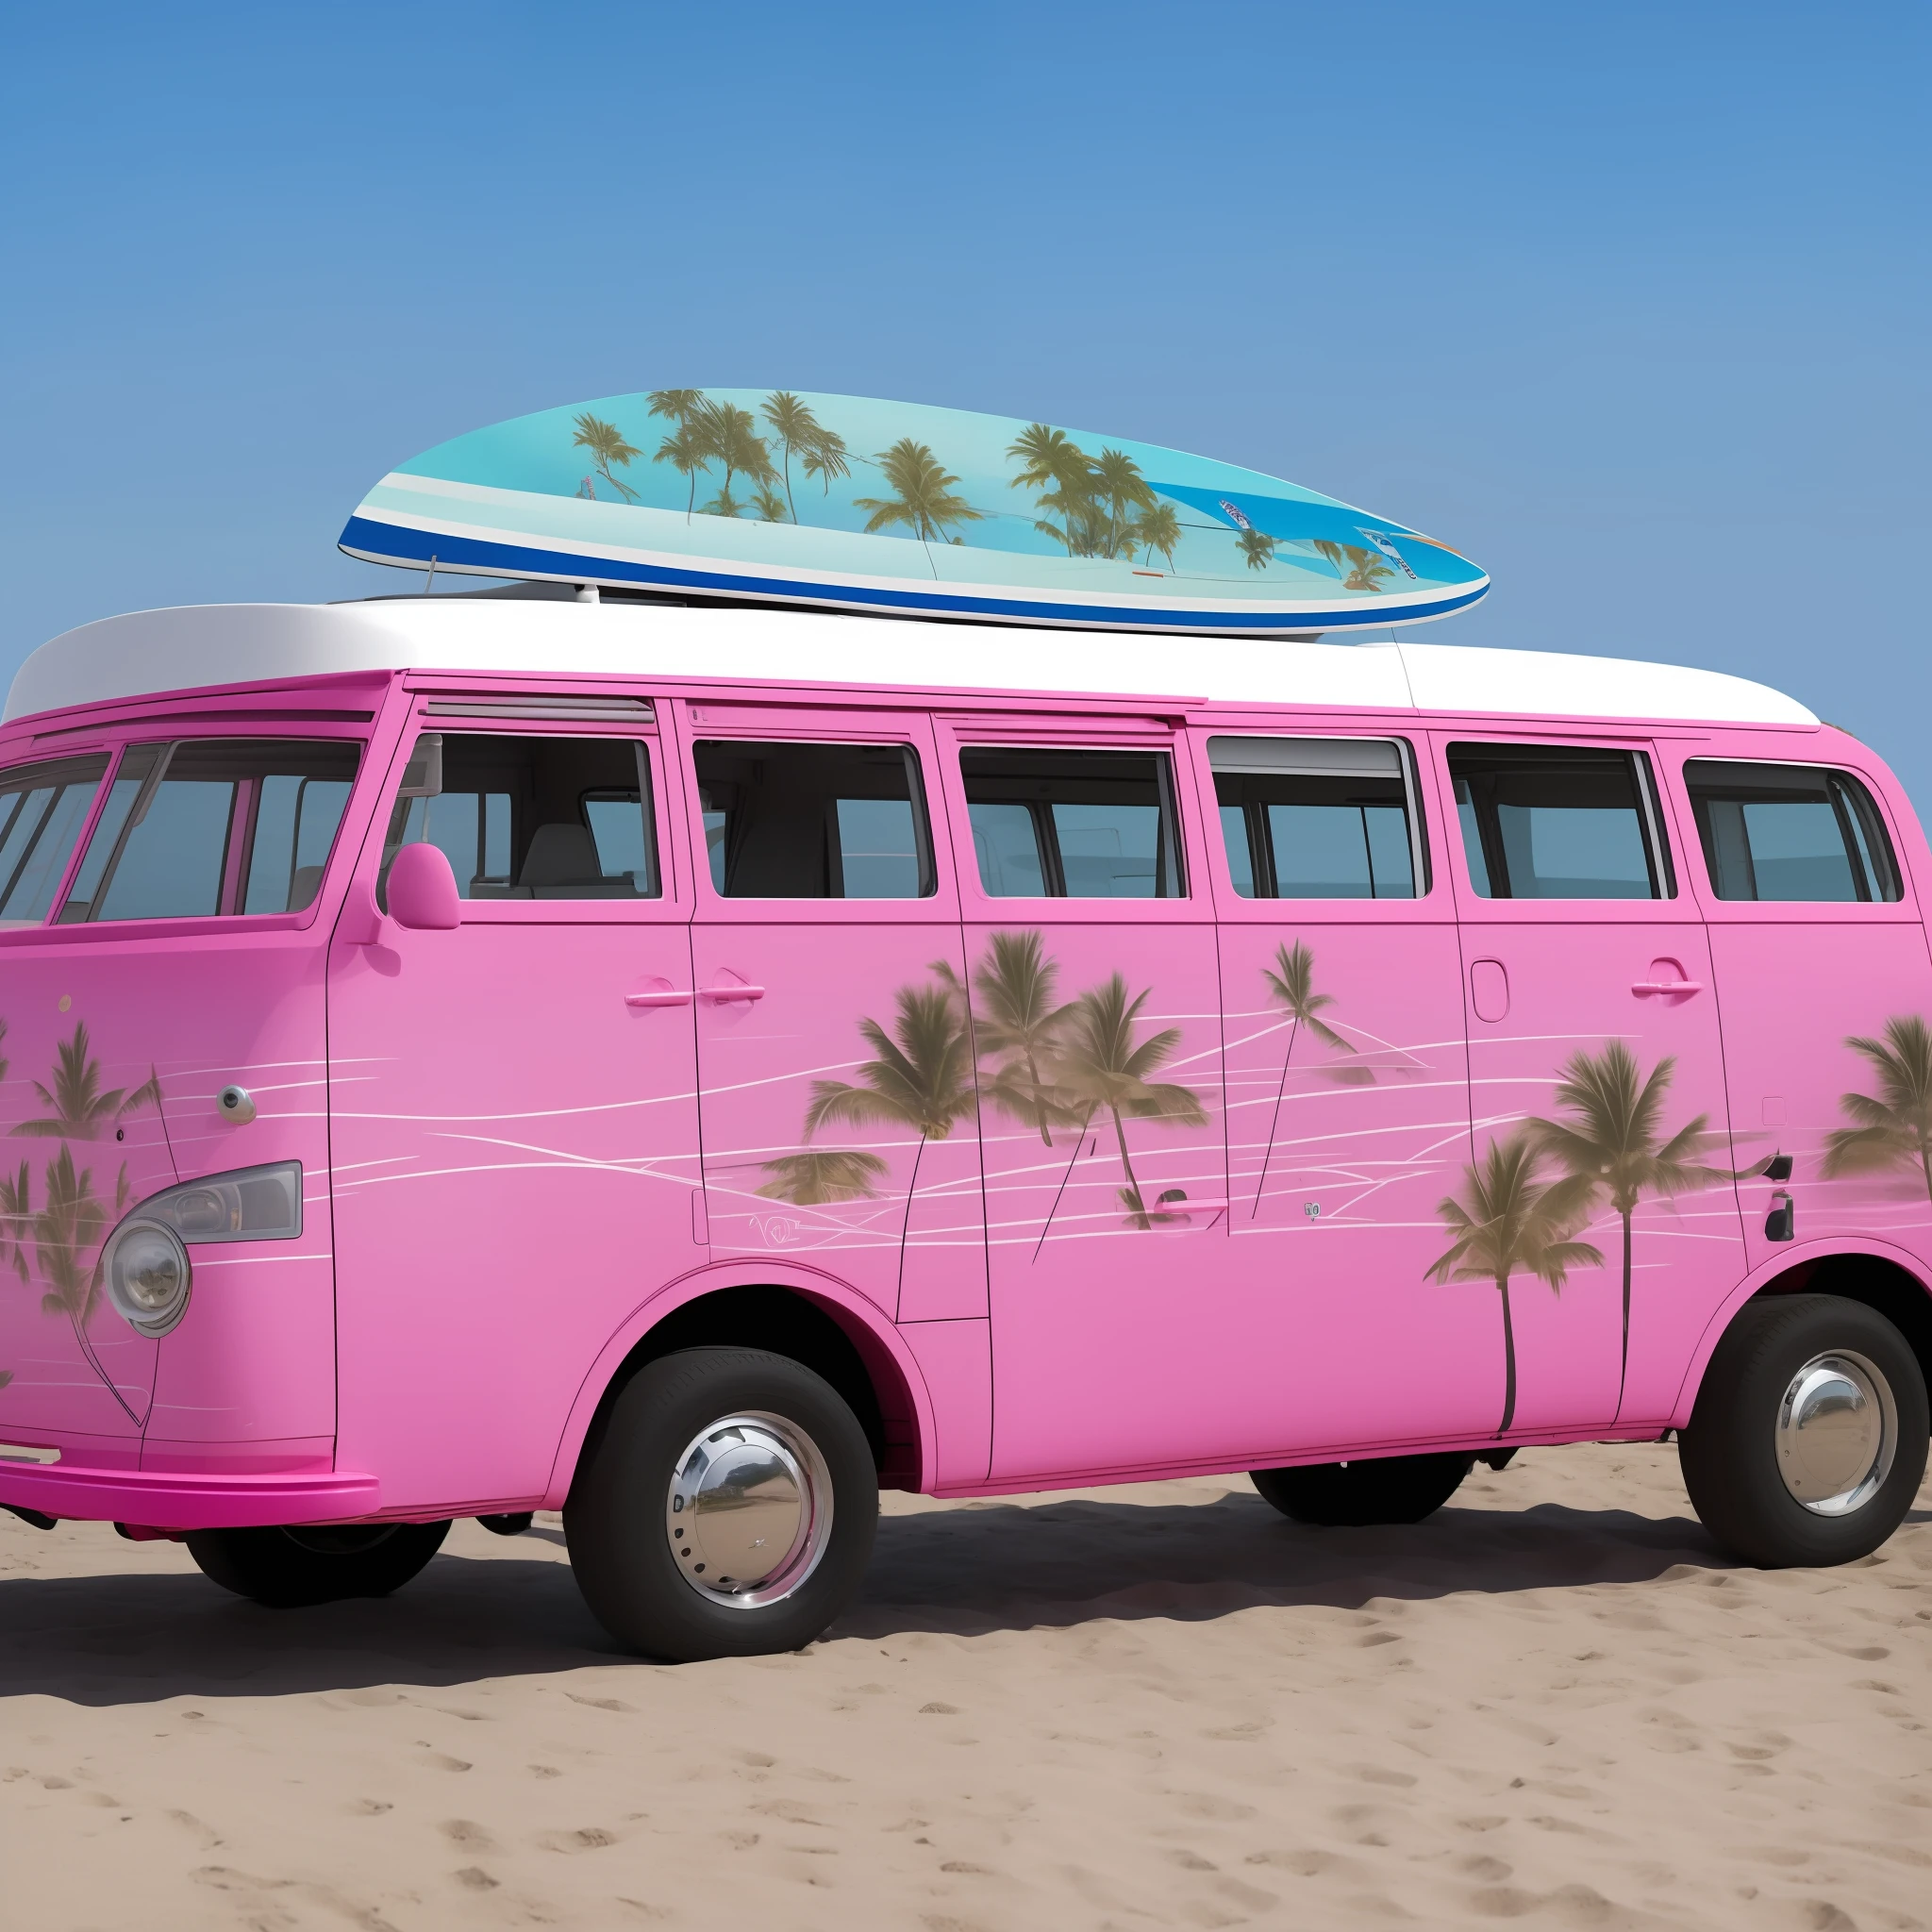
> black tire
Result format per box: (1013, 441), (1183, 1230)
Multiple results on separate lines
(184, 1520), (450, 1608)
(1250, 1451), (1474, 1526)
(1679, 1292), (1928, 1568)
(564, 1347), (877, 1662)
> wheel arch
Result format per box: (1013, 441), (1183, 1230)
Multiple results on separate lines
(1671, 1239), (1932, 1427)
(542, 1265), (934, 1509)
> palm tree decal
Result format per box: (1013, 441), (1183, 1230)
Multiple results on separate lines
(854, 440), (986, 546)
(1093, 447), (1156, 560)
(970, 931), (1079, 1146)
(13, 1024), (161, 1139)
(756, 1149), (889, 1206)
(751, 485), (791, 525)
(570, 412), (642, 504)
(763, 980), (975, 1283)
(1427, 1132), (1604, 1433)
(647, 391), (714, 521)
(0, 1017), (161, 1420)
(646, 389), (705, 426)
(1824, 1015), (1932, 1201)
(33, 1145), (139, 1423)
(652, 419), (714, 523)
(1251, 942), (1363, 1215)
(800, 428), (852, 498)
(1237, 528), (1278, 572)
(760, 940), (1212, 1256)
(760, 391), (828, 524)
(1311, 537), (1395, 593)
(1054, 974), (1208, 1230)
(33, 1146), (118, 1324)
(695, 401), (778, 520)
(1007, 423), (1102, 557)
(1341, 546), (1396, 592)
(1524, 1042), (1732, 1404)
(1134, 501), (1182, 571)
(0, 1160), (31, 1283)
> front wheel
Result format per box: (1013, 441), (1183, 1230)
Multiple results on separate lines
(1250, 1451), (1474, 1526)
(1679, 1292), (1928, 1568)
(564, 1347), (877, 1661)
(185, 1520), (450, 1607)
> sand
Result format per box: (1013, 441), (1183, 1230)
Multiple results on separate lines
(2, 1442), (1927, 1931)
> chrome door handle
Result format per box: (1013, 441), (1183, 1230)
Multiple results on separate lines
(1631, 978), (1704, 996)
(625, 985), (695, 1008)
(702, 982), (766, 1004)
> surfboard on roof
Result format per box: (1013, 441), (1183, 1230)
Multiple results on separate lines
(340, 389), (1490, 636)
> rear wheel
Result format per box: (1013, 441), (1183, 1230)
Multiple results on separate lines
(185, 1520), (450, 1607)
(564, 1347), (877, 1661)
(1250, 1451), (1474, 1526)
(1679, 1292), (1928, 1567)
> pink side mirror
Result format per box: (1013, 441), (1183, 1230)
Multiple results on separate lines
(387, 842), (462, 930)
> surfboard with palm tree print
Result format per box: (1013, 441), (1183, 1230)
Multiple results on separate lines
(342, 390), (1489, 632)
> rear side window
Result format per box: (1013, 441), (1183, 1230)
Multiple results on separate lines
(61, 740), (360, 923)
(381, 732), (660, 901)
(1448, 743), (1672, 900)
(693, 741), (932, 899)
(1209, 736), (1424, 899)
(961, 747), (1184, 898)
(0, 755), (108, 926)
(1684, 760), (1902, 902)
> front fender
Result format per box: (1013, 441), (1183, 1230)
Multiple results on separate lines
(540, 1257), (941, 1508)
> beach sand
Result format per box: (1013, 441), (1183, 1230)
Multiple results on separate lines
(2, 1441), (1927, 1930)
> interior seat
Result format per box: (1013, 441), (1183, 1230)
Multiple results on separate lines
(520, 822), (633, 898)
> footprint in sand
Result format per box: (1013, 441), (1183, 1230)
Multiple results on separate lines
(539, 1826), (618, 1853)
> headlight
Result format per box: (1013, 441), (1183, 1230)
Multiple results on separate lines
(101, 1161), (302, 1339)
(105, 1221), (192, 1337)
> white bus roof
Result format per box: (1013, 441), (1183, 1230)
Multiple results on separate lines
(4, 599), (1820, 729)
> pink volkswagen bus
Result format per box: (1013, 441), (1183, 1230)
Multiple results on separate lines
(0, 594), (1925, 1660)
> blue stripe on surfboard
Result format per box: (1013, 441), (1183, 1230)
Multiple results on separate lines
(338, 516), (1490, 632)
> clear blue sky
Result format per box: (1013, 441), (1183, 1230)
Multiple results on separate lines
(3, 5), (1925, 790)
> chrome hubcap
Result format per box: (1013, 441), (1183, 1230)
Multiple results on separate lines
(1774, 1349), (1896, 1516)
(664, 1411), (833, 1608)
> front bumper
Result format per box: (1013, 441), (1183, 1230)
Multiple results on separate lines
(0, 1459), (379, 1531)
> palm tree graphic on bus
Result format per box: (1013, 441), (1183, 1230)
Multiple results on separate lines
(758, 933), (1209, 1249)
(0, 1019), (163, 1422)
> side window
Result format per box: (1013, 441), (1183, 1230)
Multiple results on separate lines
(382, 732), (660, 901)
(960, 747), (1185, 898)
(1684, 760), (1903, 903)
(60, 740), (361, 923)
(1448, 743), (1671, 901)
(0, 755), (109, 926)
(1209, 736), (1424, 899)
(692, 740), (931, 899)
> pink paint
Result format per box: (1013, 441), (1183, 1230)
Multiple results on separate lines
(0, 612), (1924, 1533)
